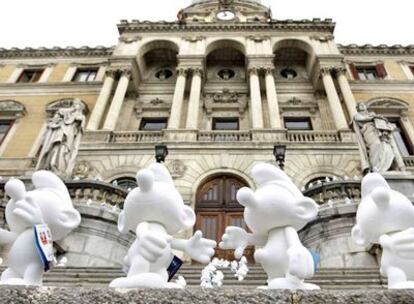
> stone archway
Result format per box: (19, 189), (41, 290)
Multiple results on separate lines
(194, 173), (254, 262)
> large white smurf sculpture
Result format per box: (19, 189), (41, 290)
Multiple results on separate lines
(0, 171), (81, 285)
(109, 163), (216, 288)
(352, 173), (414, 289)
(219, 163), (320, 289)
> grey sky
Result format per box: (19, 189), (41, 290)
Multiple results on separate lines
(1, 0), (412, 48)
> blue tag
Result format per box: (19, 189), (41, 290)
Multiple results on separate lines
(309, 250), (320, 272)
(167, 255), (183, 281)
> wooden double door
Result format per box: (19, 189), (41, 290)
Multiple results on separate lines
(195, 175), (254, 262)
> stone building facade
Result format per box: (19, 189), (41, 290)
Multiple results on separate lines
(1, 0), (414, 269)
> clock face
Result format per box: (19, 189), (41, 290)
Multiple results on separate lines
(216, 10), (235, 21)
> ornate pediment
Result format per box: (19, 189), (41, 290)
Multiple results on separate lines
(135, 97), (172, 115)
(204, 89), (247, 114)
(280, 97), (318, 116)
(367, 98), (409, 116)
(0, 100), (26, 118)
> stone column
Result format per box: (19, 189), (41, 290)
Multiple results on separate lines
(185, 68), (203, 129)
(102, 68), (131, 131)
(249, 67), (264, 129)
(336, 68), (357, 119)
(168, 68), (188, 129)
(87, 69), (116, 130)
(264, 68), (282, 129)
(321, 68), (348, 130)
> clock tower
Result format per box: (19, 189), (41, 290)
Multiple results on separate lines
(181, 0), (271, 23)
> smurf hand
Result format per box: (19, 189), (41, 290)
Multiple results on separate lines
(287, 245), (315, 279)
(219, 226), (248, 259)
(185, 231), (216, 264)
(136, 224), (172, 263)
(13, 195), (44, 226)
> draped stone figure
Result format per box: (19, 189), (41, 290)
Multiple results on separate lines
(353, 103), (396, 174)
(36, 99), (86, 177)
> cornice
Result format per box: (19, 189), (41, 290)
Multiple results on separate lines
(117, 19), (335, 34)
(339, 44), (414, 56)
(0, 46), (114, 59)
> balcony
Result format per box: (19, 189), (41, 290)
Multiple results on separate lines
(0, 180), (127, 208)
(303, 180), (362, 205)
(82, 129), (357, 145)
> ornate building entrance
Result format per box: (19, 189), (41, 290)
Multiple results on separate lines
(195, 174), (254, 262)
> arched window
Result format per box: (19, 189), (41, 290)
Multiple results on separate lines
(112, 177), (137, 191)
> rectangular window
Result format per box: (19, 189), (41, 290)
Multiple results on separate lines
(284, 117), (313, 130)
(17, 69), (44, 83)
(356, 66), (379, 80)
(350, 63), (387, 80)
(212, 118), (239, 130)
(388, 118), (413, 156)
(0, 121), (13, 146)
(72, 68), (98, 82)
(139, 118), (168, 131)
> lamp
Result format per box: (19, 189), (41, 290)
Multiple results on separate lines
(273, 145), (286, 170)
(155, 145), (168, 163)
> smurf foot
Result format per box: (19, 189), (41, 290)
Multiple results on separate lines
(109, 273), (183, 289)
(266, 276), (320, 290)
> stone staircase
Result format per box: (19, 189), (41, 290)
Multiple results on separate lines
(21, 265), (388, 289)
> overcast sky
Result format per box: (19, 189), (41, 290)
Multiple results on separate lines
(1, 0), (413, 49)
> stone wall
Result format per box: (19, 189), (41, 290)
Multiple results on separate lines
(0, 287), (413, 304)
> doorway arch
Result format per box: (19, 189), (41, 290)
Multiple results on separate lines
(195, 174), (254, 261)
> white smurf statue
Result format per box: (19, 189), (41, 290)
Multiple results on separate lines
(219, 163), (319, 289)
(0, 171), (81, 285)
(109, 163), (216, 288)
(352, 173), (414, 289)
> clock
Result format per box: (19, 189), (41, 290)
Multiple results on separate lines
(216, 10), (236, 21)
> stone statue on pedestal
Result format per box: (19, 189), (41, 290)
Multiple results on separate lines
(353, 103), (396, 174)
(36, 99), (86, 177)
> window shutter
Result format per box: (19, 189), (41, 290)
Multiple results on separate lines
(376, 63), (387, 79)
(349, 63), (359, 80)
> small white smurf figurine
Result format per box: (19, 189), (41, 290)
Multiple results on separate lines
(0, 171), (81, 285)
(109, 163), (216, 288)
(352, 173), (414, 289)
(219, 163), (319, 289)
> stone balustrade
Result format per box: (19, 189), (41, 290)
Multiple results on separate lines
(109, 131), (163, 143)
(198, 130), (252, 142)
(303, 180), (361, 205)
(286, 131), (342, 143)
(0, 180), (127, 207)
(82, 129), (357, 145)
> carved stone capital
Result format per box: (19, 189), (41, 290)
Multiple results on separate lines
(183, 36), (205, 42)
(105, 68), (118, 78)
(332, 67), (347, 76)
(320, 67), (333, 77)
(248, 67), (259, 76)
(264, 67), (275, 76)
(177, 68), (189, 77)
(120, 67), (132, 78)
(192, 67), (204, 78)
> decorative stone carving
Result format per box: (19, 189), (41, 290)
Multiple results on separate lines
(183, 36), (205, 42)
(72, 161), (98, 179)
(219, 163), (319, 290)
(119, 36), (141, 43)
(134, 97), (171, 115)
(109, 163), (216, 288)
(280, 97), (318, 116)
(204, 89), (247, 115)
(367, 98), (409, 117)
(36, 99), (87, 177)
(0, 100), (26, 118)
(0, 171), (81, 285)
(352, 103), (397, 174)
(167, 160), (187, 179)
(352, 173), (414, 289)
